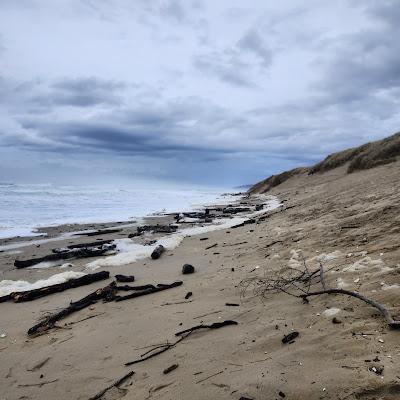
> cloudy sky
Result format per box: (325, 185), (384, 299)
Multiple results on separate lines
(0, 0), (399, 186)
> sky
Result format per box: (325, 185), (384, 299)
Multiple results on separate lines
(0, 0), (399, 187)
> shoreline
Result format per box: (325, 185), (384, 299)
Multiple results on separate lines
(0, 162), (399, 399)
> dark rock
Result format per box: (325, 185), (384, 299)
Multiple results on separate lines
(182, 264), (195, 274)
(185, 291), (193, 299)
(332, 317), (342, 324)
(279, 391), (286, 398)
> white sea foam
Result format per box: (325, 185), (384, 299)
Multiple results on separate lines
(0, 271), (85, 297)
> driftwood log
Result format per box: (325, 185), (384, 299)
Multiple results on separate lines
(27, 280), (183, 336)
(15, 244), (116, 269)
(114, 281), (183, 302)
(75, 229), (121, 237)
(137, 225), (177, 235)
(7, 271), (110, 303)
(151, 245), (165, 260)
(27, 282), (117, 336)
(115, 274), (135, 283)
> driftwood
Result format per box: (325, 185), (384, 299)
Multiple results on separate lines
(241, 259), (400, 330)
(27, 282), (117, 336)
(137, 225), (177, 235)
(231, 219), (255, 229)
(88, 371), (135, 400)
(27, 280), (184, 336)
(66, 240), (114, 250)
(125, 319), (237, 366)
(301, 288), (400, 329)
(115, 284), (156, 291)
(175, 320), (238, 336)
(151, 245), (165, 260)
(75, 229), (121, 237)
(163, 364), (179, 374)
(114, 281), (183, 302)
(205, 243), (218, 250)
(223, 207), (251, 214)
(9, 271), (110, 303)
(115, 274), (135, 283)
(15, 244), (116, 269)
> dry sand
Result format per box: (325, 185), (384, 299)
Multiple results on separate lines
(0, 161), (399, 400)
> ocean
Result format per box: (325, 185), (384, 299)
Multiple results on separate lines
(0, 183), (238, 239)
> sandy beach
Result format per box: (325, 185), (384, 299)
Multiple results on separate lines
(0, 161), (399, 400)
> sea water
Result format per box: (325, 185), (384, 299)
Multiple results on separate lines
(0, 182), (238, 239)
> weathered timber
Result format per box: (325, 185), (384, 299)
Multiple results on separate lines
(137, 225), (177, 234)
(115, 274), (135, 283)
(12, 271), (110, 303)
(151, 245), (165, 260)
(27, 282), (117, 336)
(114, 281), (183, 302)
(66, 240), (114, 249)
(75, 229), (121, 237)
(15, 244), (116, 269)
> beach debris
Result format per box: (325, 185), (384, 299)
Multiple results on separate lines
(137, 225), (178, 235)
(27, 282), (117, 336)
(369, 365), (384, 375)
(241, 261), (400, 330)
(88, 370), (135, 400)
(18, 379), (59, 388)
(115, 274), (135, 283)
(279, 391), (286, 398)
(231, 219), (255, 229)
(225, 303), (240, 307)
(151, 245), (165, 260)
(116, 284), (156, 291)
(60, 239), (114, 250)
(195, 370), (224, 384)
(282, 331), (299, 344)
(0, 332), (7, 339)
(182, 264), (195, 274)
(125, 320), (238, 366)
(5, 271), (110, 303)
(185, 291), (193, 299)
(14, 244), (116, 269)
(114, 281), (183, 302)
(200, 237), (209, 241)
(332, 317), (342, 324)
(27, 357), (51, 372)
(75, 228), (121, 237)
(175, 320), (238, 336)
(163, 364), (179, 374)
(205, 243), (218, 250)
(27, 280), (183, 335)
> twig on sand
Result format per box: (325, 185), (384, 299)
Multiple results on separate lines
(18, 379), (59, 388)
(125, 320), (238, 366)
(193, 310), (222, 319)
(195, 370), (223, 384)
(88, 371), (135, 400)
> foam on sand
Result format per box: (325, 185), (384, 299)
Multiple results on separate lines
(86, 195), (281, 270)
(0, 271), (85, 297)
